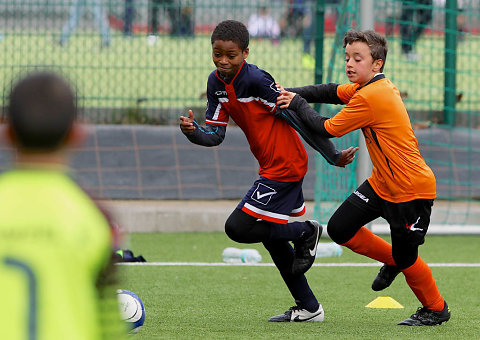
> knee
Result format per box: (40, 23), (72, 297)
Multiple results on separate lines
(393, 252), (418, 270)
(391, 230), (421, 269)
(392, 243), (419, 269)
(225, 213), (245, 243)
(327, 213), (362, 245)
(327, 218), (345, 244)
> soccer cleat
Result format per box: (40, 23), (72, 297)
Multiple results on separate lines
(371, 264), (401, 291)
(269, 304), (324, 322)
(291, 220), (322, 275)
(398, 301), (450, 326)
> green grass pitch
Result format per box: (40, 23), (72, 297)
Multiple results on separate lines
(117, 232), (480, 339)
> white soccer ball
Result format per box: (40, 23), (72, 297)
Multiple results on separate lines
(117, 289), (145, 333)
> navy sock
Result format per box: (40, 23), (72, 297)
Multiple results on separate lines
(300, 300), (320, 313)
(263, 239), (319, 312)
(269, 221), (313, 242)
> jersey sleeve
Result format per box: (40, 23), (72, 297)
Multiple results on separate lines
(336, 83), (360, 104)
(324, 93), (374, 137)
(205, 73), (229, 126)
(287, 83), (344, 104)
(253, 69), (279, 112)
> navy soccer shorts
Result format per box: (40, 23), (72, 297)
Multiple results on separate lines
(237, 177), (305, 225)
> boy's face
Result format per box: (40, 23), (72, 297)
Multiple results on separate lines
(344, 41), (383, 87)
(212, 40), (249, 78)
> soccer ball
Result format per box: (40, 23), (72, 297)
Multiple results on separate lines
(117, 289), (145, 333)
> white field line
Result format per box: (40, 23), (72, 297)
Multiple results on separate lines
(117, 262), (480, 267)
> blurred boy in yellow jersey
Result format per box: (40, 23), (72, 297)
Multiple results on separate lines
(0, 72), (126, 339)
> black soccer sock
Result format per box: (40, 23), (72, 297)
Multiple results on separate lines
(263, 239), (319, 312)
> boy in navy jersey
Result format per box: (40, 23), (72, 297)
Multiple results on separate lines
(179, 20), (356, 322)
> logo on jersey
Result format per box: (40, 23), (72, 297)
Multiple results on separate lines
(215, 90), (228, 96)
(251, 183), (277, 205)
(269, 81), (280, 93)
(406, 217), (423, 232)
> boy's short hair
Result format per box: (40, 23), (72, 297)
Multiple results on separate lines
(211, 20), (249, 51)
(7, 71), (76, 151)
(343, 30), (388, 72)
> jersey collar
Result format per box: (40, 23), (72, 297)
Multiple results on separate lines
(357, 73), (385, 91)
(216, 60), (246, 85)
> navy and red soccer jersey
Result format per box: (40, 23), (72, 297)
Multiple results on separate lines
(205, 61), (308, 182)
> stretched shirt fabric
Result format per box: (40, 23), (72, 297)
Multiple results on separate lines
(289, 74), (436, 203)
(205, 61), (308, 182)
(0, 168), (121, 340)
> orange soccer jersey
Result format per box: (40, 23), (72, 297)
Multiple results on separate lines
(324, 76), (436, 203)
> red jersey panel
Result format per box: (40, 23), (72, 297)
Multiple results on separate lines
(205, 61), (308, 182)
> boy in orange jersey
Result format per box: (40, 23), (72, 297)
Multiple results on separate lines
(276, 29), (450, 326)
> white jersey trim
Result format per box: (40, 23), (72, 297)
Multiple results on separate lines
(207, 102), (228, 125)
(243, 202), (289, 222)
(237, 97), (276, 112)
(291, 202), (306, 214)
(205, 119), (228, 126)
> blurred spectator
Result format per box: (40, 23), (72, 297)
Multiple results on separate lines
(279, 0), (315, 67)
(124, 0), (134, 36)
(278, 0), (321, 68)
(434, 0), (468, 44)
(60, 0), (111, 47)
(149, 0), (194, 42)
(301, 0), (339, 69)
(178, 2), (195, 36)
(280, 0), (308, 38)
(248, 6), (281, 42)
(400, 0), (432, 61)
(301, 2), (315, 69)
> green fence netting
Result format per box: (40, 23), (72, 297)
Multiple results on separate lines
(0, 0), (479, 227)
(312, 0), (480, 227)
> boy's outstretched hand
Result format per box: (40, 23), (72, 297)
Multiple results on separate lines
(276, 90), (296, 109)
(335, 146), (359, 167)
(179, 110), (196, 133)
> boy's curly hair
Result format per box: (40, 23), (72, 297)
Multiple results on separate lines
(343, 30), (388, 72)
(211, 20), (249, 51)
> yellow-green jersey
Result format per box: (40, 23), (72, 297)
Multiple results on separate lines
(0, 168), (124, 340)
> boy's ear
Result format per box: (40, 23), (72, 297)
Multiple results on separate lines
(243, 47), (249, 59)
(5, 124), (17, 145)
(65, 123), (87, 147)
(373, 59), (384, 72)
